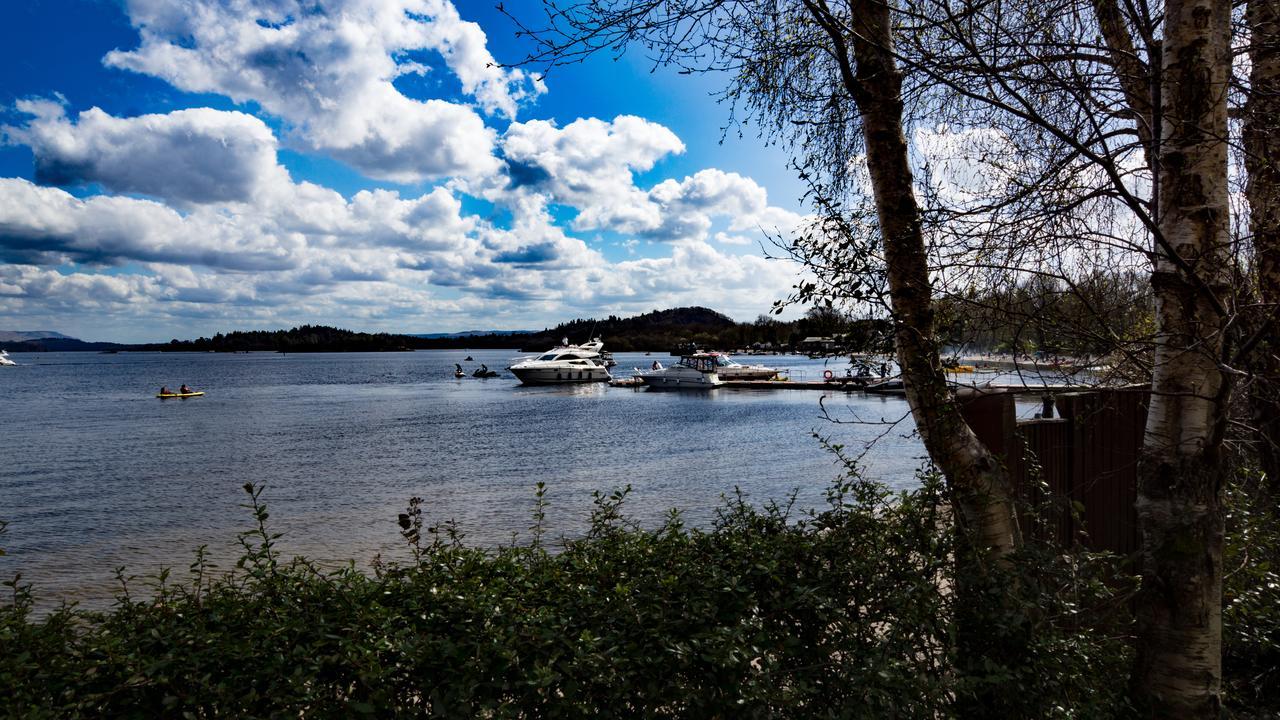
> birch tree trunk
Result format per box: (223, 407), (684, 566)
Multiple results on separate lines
(1131, 0), (1233, 712)
(802, 0), (1020, 560)
(1245, 0), (1280, 491)
(804, 6), (1022, 711)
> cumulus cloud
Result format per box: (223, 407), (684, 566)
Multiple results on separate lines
(500, 115), (685, 228)
(0, 1), (812, 337)
(7, 101), (288, 205)
(494, 118), (806, 251)
(0, 176), (484, 276)
(0, 178), (301, 269)
(104, 0), (536, 182)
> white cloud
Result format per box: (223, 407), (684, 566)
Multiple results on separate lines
(104, 0), (537, 182)
(500, 115), (685, 229)
(496, 120), (805, 249)
(0, 178), (301, 269)
(0, 176), (489, 277)
(8, 102), (288, 205)
(714, 232), (754, 246)
(0, 0), (813, 339)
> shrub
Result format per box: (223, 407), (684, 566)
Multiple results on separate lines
(1223, 473), (1280, 716)
(2, 462), (1136, 718)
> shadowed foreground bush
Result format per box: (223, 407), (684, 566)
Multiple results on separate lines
(2, 464), (1137, 718)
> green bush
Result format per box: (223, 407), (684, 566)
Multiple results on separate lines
(2, 462), (1136, 718)
(1223, 473), (1280, 716)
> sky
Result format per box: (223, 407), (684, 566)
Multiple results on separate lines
(0, 0), (812, 343)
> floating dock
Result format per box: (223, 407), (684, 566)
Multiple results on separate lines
(612, 377), (1091, 395)
(722, 379), (1086, 393)
(720, 379), (871, 391)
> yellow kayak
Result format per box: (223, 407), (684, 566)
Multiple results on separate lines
(157, 392), (205, 398)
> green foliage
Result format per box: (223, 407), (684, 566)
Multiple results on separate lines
(2, 464), (1136, 718)
(143, 324), (416, 353)
(110, 306), (894, 355)
(1223, 473), (1280, 715)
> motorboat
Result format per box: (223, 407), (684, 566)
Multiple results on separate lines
(863, 378), (906, 395)
(706, 352), (779, 380)
(507, 338), (612, 385)
(0, 350), (16, 366)
(637, 353), (722, 389)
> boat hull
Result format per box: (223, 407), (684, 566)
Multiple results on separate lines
(717, 367), (778, 381)
(510, 367), (610, 385)
(638, 374), (722, 390)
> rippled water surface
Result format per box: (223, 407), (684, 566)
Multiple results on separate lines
(2, 349), (934, 606)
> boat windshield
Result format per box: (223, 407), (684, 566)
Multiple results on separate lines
(537, 353), (559, 361)
(679, 356), (716, 372)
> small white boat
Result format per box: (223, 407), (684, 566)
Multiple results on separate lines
(863, 378), (905, 395)
(0, 350), (16, 366)
(637, 353), (722, 389)
(706, 352), (778, 380)
(508, 338), (612, 385)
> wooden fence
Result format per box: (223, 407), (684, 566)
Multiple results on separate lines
(960, 390), (1148, 555)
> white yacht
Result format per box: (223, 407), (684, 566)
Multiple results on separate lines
(637, 353), (723, 389)
(0, 350), (16, 367)
(508, 339), (612, 385)
(707, 352), (779, 380)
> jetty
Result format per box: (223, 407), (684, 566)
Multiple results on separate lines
(610, 375), (1095, 395)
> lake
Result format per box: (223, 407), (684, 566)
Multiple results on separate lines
(1, 349), (933, 607)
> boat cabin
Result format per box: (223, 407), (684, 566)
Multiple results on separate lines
(533, 350), (603, 366)
(677, 354), (719, 373)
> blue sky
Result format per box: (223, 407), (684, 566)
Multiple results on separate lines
(0, 0), (808, 342)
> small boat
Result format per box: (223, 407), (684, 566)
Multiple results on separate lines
(507, 338), (612, 385)
(157, 391), (205, 398)
(0, 350), (16, 367)
(863, 378), (906, 395)
(472, 366), (499, 378)
(706, 352), (779, 380)
(464, 356), (474, 361)
(637, 353), (722, 390)
(454, 364), (466, 378)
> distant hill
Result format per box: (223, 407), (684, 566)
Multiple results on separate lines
(410, 330), (532, 339)
(0, 306), (878, 354)
(518, 307), (738, 352)
(132, 325), (415, 353)
(0, 330), (72, 342)
(0, 337), (128, 352)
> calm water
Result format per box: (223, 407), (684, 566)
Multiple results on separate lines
(1, 349), (932, 606)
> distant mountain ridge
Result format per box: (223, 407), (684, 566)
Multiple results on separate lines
(516, 306), (738, 352)
(0, 306), (854, 353)
(0, 330), (72, 342)
(410, 330), (532, 339)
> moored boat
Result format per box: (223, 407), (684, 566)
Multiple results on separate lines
(508, 339), (612, 385)
(707, 352), (779, 380)
(637, 353), (722, 389)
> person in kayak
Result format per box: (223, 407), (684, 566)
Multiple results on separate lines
(160, 386), (171, 395)
(179, 384), (192, 394)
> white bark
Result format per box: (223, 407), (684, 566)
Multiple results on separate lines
(1133, 0), (1232, 713)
